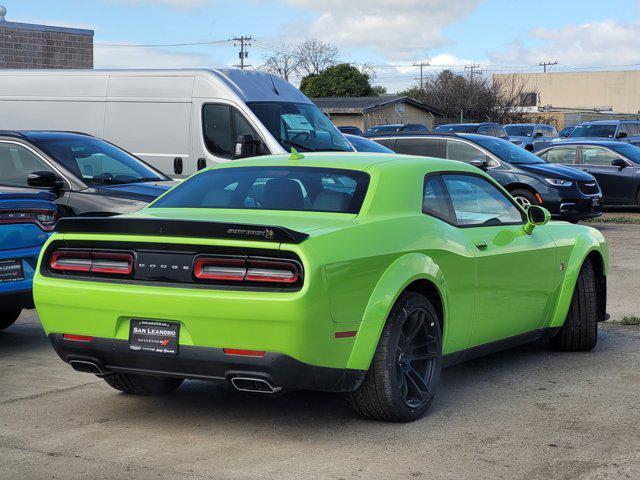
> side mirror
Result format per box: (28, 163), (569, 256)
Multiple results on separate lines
(234, 134), (260, 159)
(616, 131), (628, 139)
(523, 205), (550, 234)
(611, 158), (627, 168)
(27, 171), (63, 192)
(534, 131), (543, 138)
(469, 159), (489, 171)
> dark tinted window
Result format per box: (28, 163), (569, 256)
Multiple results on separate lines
(202, 104), (264, 159)
(609, 143), (640, 164)
(152, 167), (369, 214)
(423, 175), (455, 224)
(570, 124), (616, 138)
(37, 137), (165, 185)
(445, 140), (492, 165)
(394, 138), (445, 157)
(0, 143), (54, 187)
(471, 136), (545, 164)
(505, 125), (534, 137)
(443, 174), (524, 226)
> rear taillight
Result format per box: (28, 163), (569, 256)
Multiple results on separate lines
(0, 209), (58, 231)
(50, 250), (133, 276)
(194, 256), (300, 285)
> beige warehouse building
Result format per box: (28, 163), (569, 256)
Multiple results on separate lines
(494, 70), (640, 114)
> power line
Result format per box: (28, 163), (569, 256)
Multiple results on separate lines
(232, 35), (253, 69)
(464, 64), (482, 83)
(539, 61), (558, 73)
(96, 39), (230, 47)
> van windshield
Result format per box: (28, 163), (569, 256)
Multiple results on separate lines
(247, 102), (353, 153)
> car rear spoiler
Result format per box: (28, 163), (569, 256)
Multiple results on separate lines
(55, 217), (309, 244)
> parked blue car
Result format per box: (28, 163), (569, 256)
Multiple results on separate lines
(0, 190), (57, 330)
(566, 120), (640, 146)
(505, 123), (558, 151)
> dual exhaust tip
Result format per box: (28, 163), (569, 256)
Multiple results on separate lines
(69, 361), (281, 394)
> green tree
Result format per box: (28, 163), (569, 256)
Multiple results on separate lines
(300, 63), (374, 97)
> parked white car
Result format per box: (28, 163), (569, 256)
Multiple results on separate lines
(0, 69), (353, 176)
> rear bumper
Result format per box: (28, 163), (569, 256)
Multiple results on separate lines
(49, 334), (366, 393)
(0, 289), (34, 310)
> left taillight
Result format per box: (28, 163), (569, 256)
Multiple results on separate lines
(0, 209), (58, 231)
(49, 250), (133, 276)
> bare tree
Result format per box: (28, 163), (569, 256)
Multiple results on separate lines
(294, 39), (338, 76)
(491, 73), (532, 123)
(261, 46), (299, 81)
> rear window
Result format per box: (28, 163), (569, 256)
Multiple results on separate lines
(152, 166), (369, 214)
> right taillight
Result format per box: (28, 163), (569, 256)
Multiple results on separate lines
(193, 256), (300, 286)
(50, 250), (133, 276)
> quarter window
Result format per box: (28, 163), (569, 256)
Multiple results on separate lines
(542, 147), (578, 164)
(443, 174), (524, 227)
(0, 143), (54, 187)
(582, 146), (619, 166)
(423, 175), (456, 224)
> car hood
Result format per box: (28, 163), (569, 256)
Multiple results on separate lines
(95, 181), (177, 203)
(508, 136), (532, 143)
(516, 162), (595, 181)
(136, 208), (357, 235)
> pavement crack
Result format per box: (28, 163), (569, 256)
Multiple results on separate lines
(0, 381), (102, 406)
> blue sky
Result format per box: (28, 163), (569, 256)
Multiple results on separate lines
(4, 0), (640, 91)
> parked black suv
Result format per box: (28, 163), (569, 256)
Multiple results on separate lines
(0, 131), (175, 216)
(372, 133), (602, 222)
(435, 122), (508, 139)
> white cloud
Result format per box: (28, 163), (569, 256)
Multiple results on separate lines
(106, 0), (211, 6)
(491, 20), (640, 68)
(279, 0), (483, 60)
(94, 44), (215, 68)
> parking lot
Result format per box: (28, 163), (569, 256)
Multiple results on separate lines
(0, 222), (638, 480)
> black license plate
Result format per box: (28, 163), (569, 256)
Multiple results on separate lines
(129, 320), (180, 355)
(0, 259), (24, 283)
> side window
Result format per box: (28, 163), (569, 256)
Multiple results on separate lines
(627, 123), (640, 136)
(423, 175), (456, 224)
(477, 126), (490, 135)
(202, 104), (233, 158)
(394, 138), (445, 158)
(546, 126), (559, 138)
(0, 143), (53, 187)
(543, 147), (578, 164)
(582, 146), (619, 166)
(617, 124), (628, 138)
(233, 109), (260, 140)
(443, 174), (524, 227)
(446, 140), (498, 168)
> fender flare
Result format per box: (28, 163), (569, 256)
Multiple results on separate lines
(547, 233), (608, 329)
(345, 253), (448, 370)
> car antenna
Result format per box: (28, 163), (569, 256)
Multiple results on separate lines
(269, 74), (280, 96)
(289, 148), (304, 161)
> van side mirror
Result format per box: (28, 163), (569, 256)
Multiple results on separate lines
(469, 159), (488, 171)
(523, 205), (550, 234)
(234, 134), (260, 159)
(611, 158), (627, 168)
(27, 171), (63, 192)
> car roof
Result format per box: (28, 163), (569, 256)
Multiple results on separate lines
(546, 139), (627, 147)
(579, 120), (639, 125)
(505, 123), (552, 127)
(438, 122), (500, 127)
(207, 152), (480, 175)
(0, 130), (94, 142)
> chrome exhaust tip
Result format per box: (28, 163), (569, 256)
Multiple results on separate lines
(69, 359), (105, 375)
(230, 376), (281, 394)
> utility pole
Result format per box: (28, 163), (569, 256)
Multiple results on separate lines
(539, 61), (558, 73)
(413, 61), (430, 90)
(232, 35), (252, 69)
(464, 64), (482, 83)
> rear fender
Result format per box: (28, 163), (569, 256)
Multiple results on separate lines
(547, 233), (608, 329)
(345, 253), (447, 370)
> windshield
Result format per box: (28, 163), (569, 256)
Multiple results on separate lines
(470, 135), (545, 164)
(247, 102), (352, 153)
(436, 124), (478, 133)
(570, 124), (616, 138)
(505, 125), (534, 137)
(37, 137), (166, 185)
(346, 135), (394, 153)
(151, 166), (369, 214)
(610, 143), (640, 164)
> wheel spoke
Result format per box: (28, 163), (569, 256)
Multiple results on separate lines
(404, 310), (425, 343)
(410, 351), (438, 361)
(405, 367), (429, 401)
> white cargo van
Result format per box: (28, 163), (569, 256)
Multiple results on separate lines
(0, 69), (352, 176)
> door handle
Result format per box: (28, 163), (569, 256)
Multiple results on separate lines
(474, 240), (488, 249)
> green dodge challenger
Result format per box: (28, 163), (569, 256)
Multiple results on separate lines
(34, 153), (608, 422)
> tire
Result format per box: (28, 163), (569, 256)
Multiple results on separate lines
(348, 292), (442, 422)
(550, 259), (598, 351)
(510, 188), (539, 209)
(103, 373), (183, 395)
(0, 308), (21, 331)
